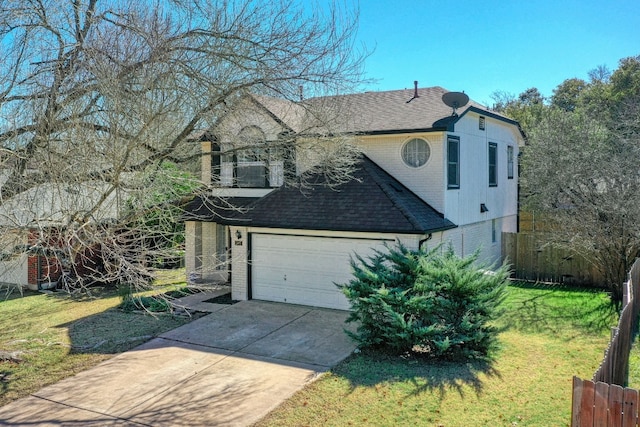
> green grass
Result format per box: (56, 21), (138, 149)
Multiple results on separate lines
(0, 269), (198, 407)
(256, 282), (617, 427)
(626, 322), (640, 388)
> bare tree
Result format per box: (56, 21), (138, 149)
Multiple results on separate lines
(521, 106), (640, 304)
(0, 0), (366, 296)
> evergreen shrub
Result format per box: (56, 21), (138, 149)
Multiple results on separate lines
(340, 243), (509, 359)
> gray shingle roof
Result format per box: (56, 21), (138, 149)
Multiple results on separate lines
(182, 197), (256, 222)
(195, 156), (456, 234)
(252, 86), (503, 135)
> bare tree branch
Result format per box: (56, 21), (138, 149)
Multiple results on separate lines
(0, 0), (367, 295)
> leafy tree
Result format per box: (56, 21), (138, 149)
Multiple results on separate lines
(610, 55), (640, 102)
(521, 105), (640, 305)
(491, 88), (547, 133)
(518, 87), (545, 106)
(495, 55), (640, 305)
(340, 243), (509, 360)
(551, 78), (588, 112)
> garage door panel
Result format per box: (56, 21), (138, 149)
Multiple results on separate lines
(251, 234), (388, 310)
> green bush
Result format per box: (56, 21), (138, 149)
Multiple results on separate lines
(119, 296), (171, 313)
(340, 243), (509, 360)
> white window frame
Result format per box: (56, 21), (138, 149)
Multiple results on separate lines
(507, 145), (514, 179)
(489, 142), (498, 187)
(401, 138), (430, 168)
(447, 135), (460, 189)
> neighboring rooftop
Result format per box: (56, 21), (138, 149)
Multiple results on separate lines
(0, 181), (125, 227)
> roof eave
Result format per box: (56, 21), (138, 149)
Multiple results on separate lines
(217, 222), (458, 235)
(358, 127), (448, 136)
(452, 106), (526, 138)
(247, 94), (297, 134)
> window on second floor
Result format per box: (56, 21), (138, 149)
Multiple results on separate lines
(447, 135), (460, 189)
(212, 126), (287, 188)
(488, 142), (497, 187)
(507, 145), (514, 179)
(402, 138), (430, 168)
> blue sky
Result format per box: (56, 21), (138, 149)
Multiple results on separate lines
(353, 0), (640, 106)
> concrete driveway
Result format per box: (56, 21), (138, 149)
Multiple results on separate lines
(0, 298), (358, 426)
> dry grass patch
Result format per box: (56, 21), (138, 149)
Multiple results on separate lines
(0, 270), (199, 406)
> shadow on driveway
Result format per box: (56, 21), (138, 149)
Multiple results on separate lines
(0, 300), (358, 427)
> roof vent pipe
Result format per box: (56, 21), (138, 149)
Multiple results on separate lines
(406, 81), (419, 103)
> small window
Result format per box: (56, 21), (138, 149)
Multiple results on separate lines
(491, 219), (497, 243)
(507, 145), (514, 179)
(479, 116), (486, 130)
(488, 142), (497, 187)
(447, 136), (460, 189)
(402, 138), (430, 168)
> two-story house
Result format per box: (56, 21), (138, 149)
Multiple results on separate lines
(184, 84), (525, 310)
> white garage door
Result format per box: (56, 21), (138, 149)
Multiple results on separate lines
(251, 234), (389, 310)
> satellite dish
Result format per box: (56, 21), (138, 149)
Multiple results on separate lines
(442, 91), (469, 116)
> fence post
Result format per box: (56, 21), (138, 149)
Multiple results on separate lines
(571, 376), (583, 427)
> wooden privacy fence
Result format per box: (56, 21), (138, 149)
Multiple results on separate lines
(571, 377), (638, 426)
(502, 232), (604, 285)
(572, 259), (640, 426)
(593, 259), (640, 385)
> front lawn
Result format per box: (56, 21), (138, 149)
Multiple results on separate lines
(0, 270), (196, 407)
(255, 282), (616, 427)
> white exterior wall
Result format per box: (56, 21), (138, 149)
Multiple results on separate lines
(185, 221), (197, 280)
(359, 133), (445, 213)
(200, 141), (212, 186)
(200, 222), (223, 281)
(502, 213), (518, 233)
(230, 226), (249, 300)
(0, 256), (28, 287)
(185, 221), (228, 283)
(0, 231), (28, 287)
(428, 214), (518, 267)
(428, 221), (500, 266)
(215, 98), (287, 142)
(444, 112), (521, 227)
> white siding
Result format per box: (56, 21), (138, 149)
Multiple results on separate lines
(444, 112), (521, 228)
(0, 231), (28, 287)
(430, 219), (507, 267)
(215, 98), (287, 142)
(200, 141), (212, 186)
(230, 226), (249, 301)
(185, 221), (228, 283)
(0, 255), (28, 287)
(201, 222), (226, 282)
(185, 221), (197, 280)
(359, 133), (445, 213)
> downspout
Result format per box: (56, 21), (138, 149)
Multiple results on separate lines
(418, 233), (433, 250)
